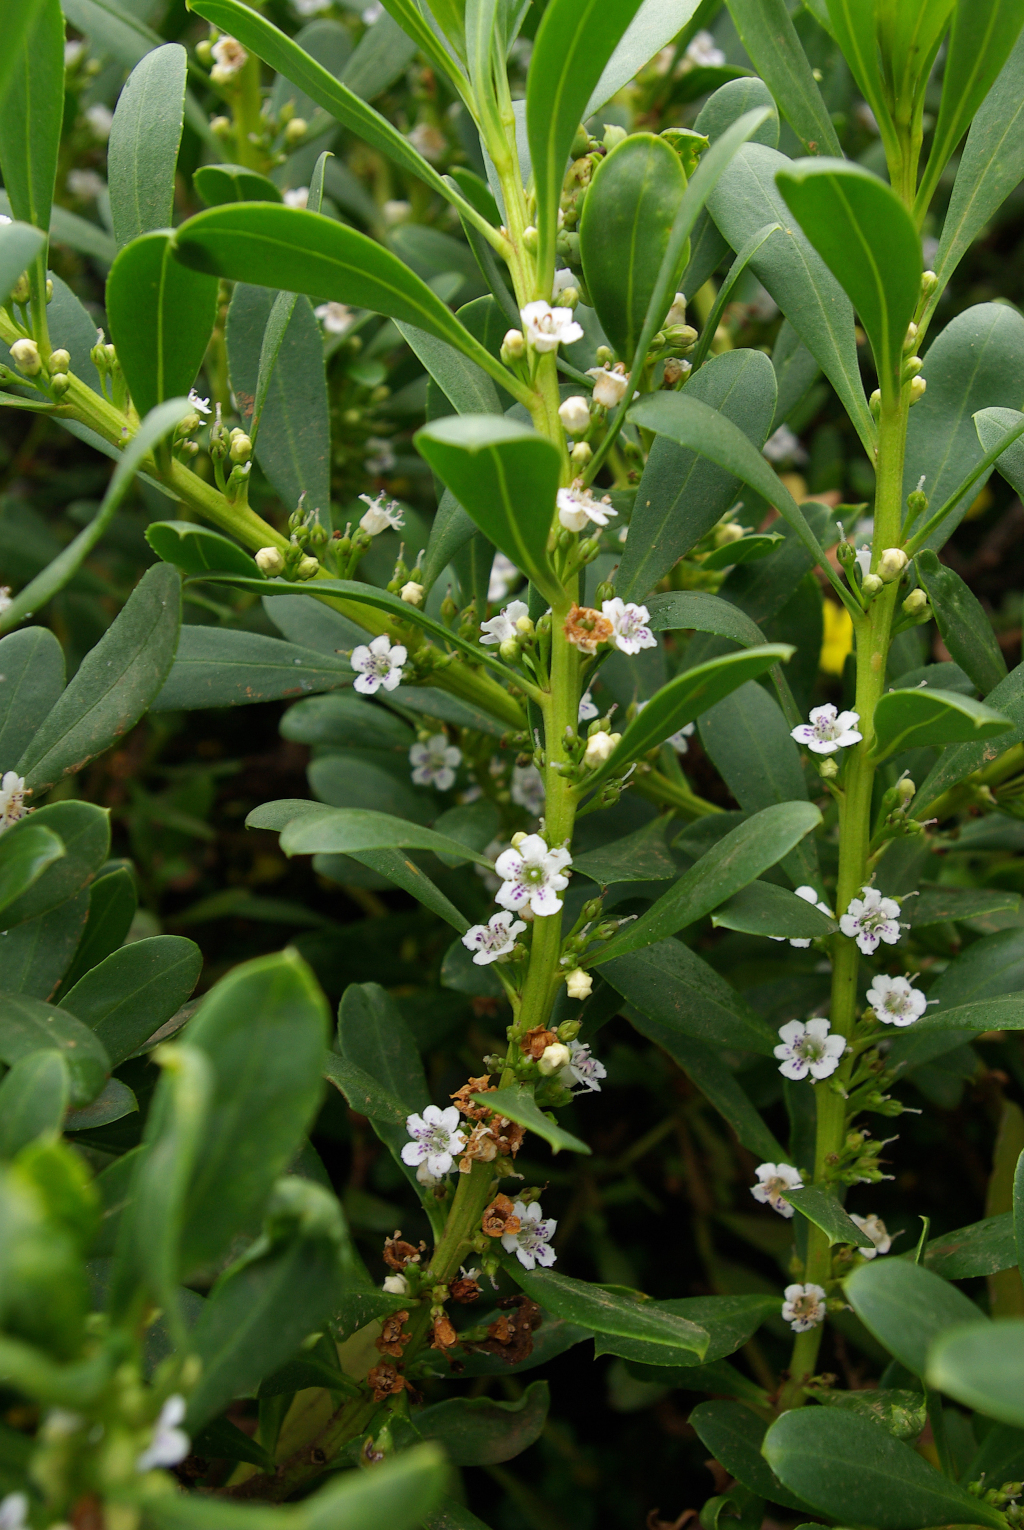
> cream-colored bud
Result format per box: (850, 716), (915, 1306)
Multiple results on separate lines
(558, 395), (591, 435)
(818, 757), (839, 780)
(255, 546), (285, 576)
(211, 114), (231, 135)
(570, 440), (592, 468)
(400, 580), (424, 606)
(904, 321), (918, 351)
(229, 431), (252, 462)
(896, 776), (916, 803)
(9, 338), (40, 376)
(296, 554), (320, 580)
(583, 730), (621, 768)
(565, 968), (593, 1000)
(861, 573), (883, 597)
(522, 224), (539, 252)
(383, 1272), (409, 1295)
(515, 614), (535, 636)
(537, 1042), (572, 1075)
(877, 547), (908, 583)
(902, 588), (928, 616)
(499, 637), (520, 662)
(501, 328), (525, 360)
(49, 348), (70, 373)
(903, 355), (922, 377)
(284, 117), (307, 146)
(559, 286), (580, 309)
(603, 123), (627, 149)
(666, 292), (687, 326)
(49, 372), (69, 397)
(909, 375), (927, 404)
(511, 831), (528, 848)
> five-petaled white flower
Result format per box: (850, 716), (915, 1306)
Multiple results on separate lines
(557, 483), (617, 533)
(283, 186), (309, 208)
(315, 301), (354, 334)
(480, 598), (529, 646)
(849, 1212), (892, 1258)
(401, 1104), (466, 1176)
(586, 363), (630, 408)
(782, 1282), (827, 1333)
(520, 300), (583, 352)
(495, 834), (572, 917)
(501, 1200), (557, 1270)
(578, 690), (599, 723)
(560, 1039), (606, 1094)
(0, 772), (27, 834)
(774, 1018), (846, 1081)
(510, 764), (545, 817)
(187, 388), (211, 416)
(461, 910), (526, 965)
(791, 703), (862, 755)
(840, 886), (904, 954)
(351, 634), (406, 695)
(602, 598), (657, 655)
(770, 884), (835, 950)
(358, 492), (404, 536)
(751, 1162), (804, 1218)
(865, 972), (928, 1026)
(137, 1395), (189, 1473)
(0, 1494), (28, 1530)
(409, 734), (461, 790)
(686, 29), (726, 66)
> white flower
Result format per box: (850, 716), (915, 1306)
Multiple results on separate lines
(382, 1271), (409, 1295)
(520, 300), (583, 353)
(558, 395), (591, 435)
(840, 886), (904, 955)
(401, 1104), (466, 1176)
(85, 103), (113, 140)
(686, 29), (726, 66)
(583, 731), (620, 768)
(501, 1200), (557, 1270)
(400, 581), (424, 606)
(461, 909), (526, 965)
(351, 634), (406, 695)
(0, 216), (10, 228)
(488, 552), (519, 603)
(211, 35), (248, 75)
(586, 363), (630, 408)
(557, 483), (617, 532)
(67, 168), (104, 201)
(283, 186), (309, 208)
(854, 546), (872, 578)
(0, 773), (27, 833)
(774, 1018), (846, 1082)
(565, 968), (593, 1001)
(552, 268), (576, 299)
(315, 301), (353, 334)
(781, 1282), (827, 1333)
(855, 101), (880, 134)
(562, 1038), (605, 1092)
(187, 389), (211, 416)
(849, 1212), (892, 1258)
(494, 833), (572, 917)
(0, 1495), (28, 1530)
(751, 1162), (803, 1218)
(358, 492), (404, 535)
(136, 1395), (189, 1473)
(538, 1041), (572, 1075)
(602, 598), (656, 655)
(865, 972), (928, 1027)
(762, 423), (807, 464)
(578, 691), (599, 723)
(409, 733), (461, 790)
(480, 598), (529, 646)
(510, 764), (545, 817)
(0, 588), (12, 616)
(770, 884), (835, 950)
(791, 703), (862, 755)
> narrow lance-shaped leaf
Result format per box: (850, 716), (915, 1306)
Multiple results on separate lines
(107, 44), (187, 250)
(106, 234), (219, 420)
(915, 547), (1008, 696)
(725, 0), (843, 155)
(0, 221), (47, 308)
(0, 0), (64, 234)
(870, 687), (1012, 761)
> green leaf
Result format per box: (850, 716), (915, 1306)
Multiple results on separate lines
(1015, 1147), (1024, 1287)
(64, 1077), (138, 1132)
(701, 533), (784, 571)
(58, 936), (202, 1070)
(644, 590), (768, 648)
(815, 1386), (928, 1441)
(602, 937), (779, 1055)
(152, 627), (350, 711)
(845, 1257), (986, 1377)
(915, 548), (1008, 695)
(525, 0), (645, 288)
(146, 522), (257, 579)
(916, 659), (1024, 812)
(871, 686), (1012, 761)
(762, 1406), (1004, 1528)
(587, 647), (795, 791)
(775, 160), (921, 390)
(923, 1212), (1017, 1280)
(0, 994), (109, 1108)
(978, 404), (1024, 500)
(594, 1293), (778, 1367)
(0, 0), (64, 232)
(910, 886), (1020, 928)
(711, 881), (834, 939)
(706, 143), (875, 455)
(17, 564), (182, 794)
(0, 1051), (70, 1158)
(397, 324), (502, 417)
(724, 0), (842, 155)
(59, 867), (137, 995)
(348, 850), (471, 933)
(340, 8), (418, 99)
(617, 350), (778, 599)
(592, 802), (821, 965)
(322, 1051), (409, 1129)
(414, 1381), (549, 1466)
(469, 1085), (591, 1156)
(928, 1319), (1024, 1429)
(509, 1267), (708, 1359)
(255, 803), (496, 871)
(0, 825), (65, 917)
(106, 233), (219, 420)
(107, 44), (187, 251)
(916, 0), (1024, 219)
(690, 1401), (811, 1511)
(1, 894), (90, 1003)
(0, 221), (46, 307)
(585, 0), (704, 116)
(572, 819), (678, 886)
(0, 803), (109, 932)
(190, 1418), (276, 1473)
(193, 163), (283, 207)
(281, 693), (413, 751)
(414, 415), (561, 605)
(579, 133), (687, 364)
(0, 626), (64, 764)
(784, 1184), (874, 1248)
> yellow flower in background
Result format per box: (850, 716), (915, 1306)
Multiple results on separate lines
(820, 598), (854, 675)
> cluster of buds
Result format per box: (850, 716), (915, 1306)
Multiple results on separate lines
(208, 405), (254, 503)
(648, 291), (698, 377)
(824, 1128), (897, 1187)
(873, 772), (925, 846)
(386, 548), (425, 607)
(858, 545), (908, 599)
(968, 1480), (1024, 1520)
(88, 328), (128, 409)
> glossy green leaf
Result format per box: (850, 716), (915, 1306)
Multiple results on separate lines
(0, 994), (109, 1109)
(725, 0), (842, 155)
(603, 937), (779, 1055)
(60, 867), (137, 994)
(193, 163), (283, 207)
(775, 159), (921, 390)
(978, 404), (1024, 501)
(916, 660), (1024, 812)
(690, 1401), (811, 1512)
(253, 801), (496, 870)
(762, 1406), (1004, 1528)
(595, 1293), (777, 1367)
(0, 0), (64, 233)
(2, 893), (90, 1003)
(592, 802), (822, 965)
(107, 44), (186, 251)
(511, 1267), (708, 1359)
(152, 627), (350, 711)
(415, 415), (562, 603)
(711, 881), (834, 939)
(146, 522), (257, 579)
(586, 0), (704, 115)
(784, 1185), (874, 1247)
(916, 548), (1008, 695)
(0, 626), (64, 764)
(871, 686), (1012, 761)
(106, 233), (219, 420)
(644, 590), (767, 648)
(0, 825), (65, 917)
(572, 819), (677, 886)
(701, 533), (783, 571)
(398, 324), (502, 417)
(0, 221), (46, 307)
(922, 1212), (1017, 1280)
(58, 936), (202, 1070)
(814, 1386), (928, 1441)
(342, 8), (418, 98)
(281, 693), (413, 752)
(845, 1256), (986, 1377)
(322, 1051), (409, 1129)
(18, 564), (182, 794)
(0, 1051), (70, 1158)
(526, 0), (645, 287)
(928, 1319), (1024, 1428)
(64, 1077), (138, 1132)
(910, 885), (1019, 928)
(618, 349), (778, 600)
(469, 1085), (590, 1156)
(262, 594), (366, 657)
(414, 1381), (549, 1466)
(706, 143), (875, 454)
(579, 133), (687, 364)
(0, 803), (109, 932)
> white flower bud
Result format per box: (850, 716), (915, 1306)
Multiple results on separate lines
(255, 546), (285, 576)
(296, 554), (320, 580)
(499, 637), (520, 662)
(570, 441), (592, 468)
(284, 117), (307, 146)
(861, 573), (883, 596)
(515, 614), (535, 636)
(877, 547), (908, 583)
(50, 372), (69, 397)
(583, 730), (621, 768)
(501, 328), (525, 361)
(903, 355), (922, 377)
(818, 757), (839, 780)
(400, 580), (424, 606)
(558, 395), (591, 435)
(902, 588), (928, 616)
(9, 338), (40, 376)
(49, 348), (70, 373)
(904, 321), (918, 352)
(538, 1042), (572, 1075)
(565, 968), (593, 1000)
(909, 375), (927, 404)
(383, 1272), (410, 1295)
(522, 224), (539, 252)
(229, 431), (252, 462)
(896, 776), (916, 803)
(511, 831), (528, 848)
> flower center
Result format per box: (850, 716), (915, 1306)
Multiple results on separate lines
(524, 863), (545, 884)
(797, 1036), (825, 1062)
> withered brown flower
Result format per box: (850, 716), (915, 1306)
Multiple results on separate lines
(366, 1362), (406, 1401)
(522, 1025), (558, 1060)
(430, 1311), (458, 1350)
(473, 1294), (543, 1365)
(458, 1121), (499, 1173)
(450, 1273), (481, 1303)
(564, 603), (614, 655)
(481, 1192), (521, 1238)
(375, 1310), (410, 1359)
(450, 1074), (496, 1120)
(383, 1229), (424, 1270)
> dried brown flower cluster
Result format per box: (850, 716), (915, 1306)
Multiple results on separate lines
(450, 1075), (525, 1173)
(564, 603), (614, 654)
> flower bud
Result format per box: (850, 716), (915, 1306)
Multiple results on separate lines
(570, 440), (592, 468)
(511, 831), (528, 848)
(211, 114), (231, 136)
(603, 123), (627, 149)
(877, 547), (908, 583)
(896, 776), (916, 803)
(501, 329), (525, 362)
(9, 338), (40, 376)
(903, 355), (922, 378)
(558, 395), (591, 435)
(565, 968), (593, 1000)
(255, 547), (285, 576)
(499, 637), (520, 662)
(664, 323), (698, 350)
(296, 554), (320, 580)
(921, 270), (939, 297)
(229, 431), (252, 462)
(818, 757), (839, 780)
(284, 117), (307, 145)
(861, 573), (883, 596)
(662, 357), (690, 386)
(11, 274), (30, 304)
(583, 730), (621, 768)
(557, 1018), (582, 1041)
(869, 387), (881, 418)
(522, 224), (539, 252)
(903, 321), (918, 352)
(902, 588), (928, 616)
(48, 348), (70, 374)
(538, 1042), (572, 1075)
(400, 580), (424, 606)
(49, 372), (69, 397)
(906, 488), (928, 520)
(560, 286), (580, 309)
(595, 345), (614, 367)
(515, 614), (534, 636)
(909, 375), (927, 404)
(383, 1272), (409, 1295)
